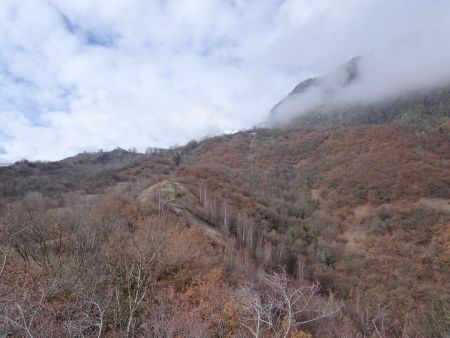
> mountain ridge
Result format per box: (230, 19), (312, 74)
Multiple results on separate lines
(269, 56), (450, 128)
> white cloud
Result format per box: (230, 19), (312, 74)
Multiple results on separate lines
(0, 0), (449, 161)
(278, 0), (351, 26)
(270, 29), (450, 124)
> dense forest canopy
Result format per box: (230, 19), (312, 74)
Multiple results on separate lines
(1, 113), (449, 336)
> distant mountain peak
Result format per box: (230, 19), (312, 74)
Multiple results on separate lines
(269, 53), (450, 128)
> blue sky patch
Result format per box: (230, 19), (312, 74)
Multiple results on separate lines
(57, 9), (118, 48)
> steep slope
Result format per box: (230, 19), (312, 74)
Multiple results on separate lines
(269, 56), (450, 127)
(0, 122), (449, 336)
(174, 123), (450, 335)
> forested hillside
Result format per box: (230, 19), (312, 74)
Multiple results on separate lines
(2, 1), (450, 337)
(0, 117), (448, 337)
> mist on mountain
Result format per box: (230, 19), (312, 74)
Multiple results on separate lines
(269, 30), (450, 125)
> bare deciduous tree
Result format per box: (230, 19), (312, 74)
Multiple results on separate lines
(234, 269), (342, 338)
(345, 289), (391, 338)
(4, 192), (55, 269)
(0, 225), (26, 281)
(234, 284), (277, 337)
(0, 285), (50, 338)
(113, 225), (165, 337)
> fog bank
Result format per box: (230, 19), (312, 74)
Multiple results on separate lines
(270, 30), (450, 124)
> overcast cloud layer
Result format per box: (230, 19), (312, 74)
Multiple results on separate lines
(1, 0), (449, 162)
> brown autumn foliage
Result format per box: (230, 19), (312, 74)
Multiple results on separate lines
(0, 121), (449, 336)
(174, 123), (449, 336)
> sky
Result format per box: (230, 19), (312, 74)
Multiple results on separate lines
(270, 28), (450, 123)
(0, 0), (449, 162)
